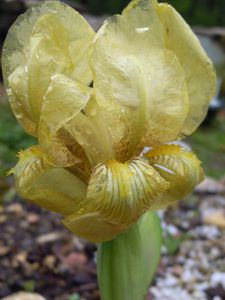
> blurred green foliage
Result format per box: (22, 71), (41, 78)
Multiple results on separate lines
(74, 0), (225, 26)
(165, 0), (225, 26)
(0, 102), (35, 177)
(189, 115), (225, 179)
(71, 0), (129, 14)
(22, 280), (36, 292)
(88, 0), (129, 14)
(69, 293), (80, 300)
(163, 230), (187, 255)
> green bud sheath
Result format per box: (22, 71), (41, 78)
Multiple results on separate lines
(97, 212), (162, 300)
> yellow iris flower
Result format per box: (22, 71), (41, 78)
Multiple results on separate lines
(2, 0), (216, 243)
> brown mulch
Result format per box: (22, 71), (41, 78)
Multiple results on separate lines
(0, 197), (99, 300)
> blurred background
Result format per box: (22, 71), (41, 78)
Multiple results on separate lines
(0, 1), (225, 300)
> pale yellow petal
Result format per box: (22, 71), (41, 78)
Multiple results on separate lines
(145, 144), (204, 209)
(2, 0), (94, 83)
(27, 34), (69, 122)
(63, 158), (169, 243)
(2, 1), (95, 132)
(122, 0), (164, 48)
(68, 37), (94, 85)
(92, 14), (189, 155)
(7, 65), (37, 136)
(31, 13), (95, 85)
(64, 95), (116, 167)
(12, 146), (87, 216)
(64, 212), (122, 243)
(89, 8), (164, 160)
(38, 73), (92, 167)
(155, 3), (216, 136)
(56, 128), (92, 182)
(84, 91), (146, 162)
(137, 49), (189, 147)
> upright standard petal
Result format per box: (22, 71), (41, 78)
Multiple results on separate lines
(63, 158), (169, 242)
(145, 144), (204, 209)
(1, 1), (95, 135)
(91, 4), (189, 161)
(155, 3), (216, 136)
(11, 146), (87, 216)
(107, 0), (216, 144)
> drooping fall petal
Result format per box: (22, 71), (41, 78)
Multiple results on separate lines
(11, 146), (87, 216)
(1, 0), (95, 135)
(64, 144), (204, 243)
(145, 144), (204, 209)
(63, 158), (169, 242)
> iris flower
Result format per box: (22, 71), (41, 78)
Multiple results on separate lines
(2, 0), (216, 243)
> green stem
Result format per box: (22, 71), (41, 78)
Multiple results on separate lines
(97, 212), (162, 300)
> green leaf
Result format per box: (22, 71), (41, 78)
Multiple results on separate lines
(69, 293), (80, 300)
(163, 230), (188, 255)
(22, 280), (35, 292)
(97, 211), (162, 300)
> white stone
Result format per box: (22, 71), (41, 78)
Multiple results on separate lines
(1, 292), (46, 300)
(167, 224), (179, 236)
(210, 272), (225, 289)
(213, 296), (223, 300)
(181, 269), (194, 283)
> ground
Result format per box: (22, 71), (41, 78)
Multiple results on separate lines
(0, 197), (99, 300)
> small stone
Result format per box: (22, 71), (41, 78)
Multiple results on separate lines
(72, 237), (85, 251)
(0, 215), (7, 224)
(185, 259), (197, 269)
(210, 247), (220, 259)
(210, 272), (225, 289)
(62, 252), (87, 270)
(181, 221), (190, 229)
(195, 282), (209, 292)
(0, 292), (46, 300)
(195, 177), (225, 194)
(15, 251), (28, 264)
(26, 213), (40, 224)
(181, 269), (194, 283)
(203, 210), (225, 228)
(20, 220), (29, 229)
(193, 225), (220, 239)
(172, 265), (183, 276)
(6, 203), (23, 216)
(161, 275), (178, 287)
(166, 224), (179, 235)
(36, 232), (62, 244)
(192, 289), (207, 300)
(0, 246), (10, 256)
(43, 255), (56, 269)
